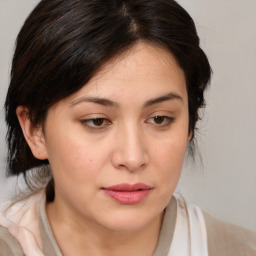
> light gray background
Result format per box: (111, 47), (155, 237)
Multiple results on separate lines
(0, 0), (255, 232)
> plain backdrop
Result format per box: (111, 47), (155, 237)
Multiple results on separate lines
(0, 0), (255, 232)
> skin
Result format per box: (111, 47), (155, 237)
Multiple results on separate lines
(17, 42), (191, 256)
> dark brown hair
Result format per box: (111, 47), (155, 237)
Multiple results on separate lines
(5, 0), (211, 196)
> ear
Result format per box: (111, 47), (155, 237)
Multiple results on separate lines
(16, 106), (48, 160)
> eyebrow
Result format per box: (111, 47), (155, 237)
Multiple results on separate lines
(143, 92), (183, 107)
(70, 92), (183, 108)
(70, 97), (119, 107)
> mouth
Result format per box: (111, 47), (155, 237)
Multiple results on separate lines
(102, 183), (153, 205)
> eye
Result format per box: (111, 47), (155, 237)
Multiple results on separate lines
(81, 118), (111, 130)
(146, 116), (174, 126)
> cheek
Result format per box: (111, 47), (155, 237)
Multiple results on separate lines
(151, 134), (188, 186)
(55, 146), (98, 176)
(45, 133), (106, 183)
(153, 133), (188, 166)
(146, 137), (188, 213)
(47, 140), (104, 205)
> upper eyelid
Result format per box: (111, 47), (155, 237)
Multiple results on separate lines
(80, 115), (174, 121)
(79, 115), (110, 122)
(147, 115), (174, 120)
(79, 113), (107, 118)
(146, 108), (176, 116)
(146, 115), (174, 124)
(146, 112), (174, 119)
(81, 116), (108, 120)
(81, 117), (110, 123)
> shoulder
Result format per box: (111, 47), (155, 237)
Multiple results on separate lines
(203, 211), (256, 256)
(0, 225), (24, 256)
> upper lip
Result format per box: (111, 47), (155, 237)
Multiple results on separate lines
(103, 183), (152, 191)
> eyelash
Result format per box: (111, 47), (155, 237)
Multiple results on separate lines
(80, 115), (174, 131)
(146, 116), (174, 127)
(81, 118), (112, 131)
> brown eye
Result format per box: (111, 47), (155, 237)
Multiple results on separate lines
(92, 118), (105, 126)
(147, 116), (174, 126)
(153, 116), (165, 124)
(81, 118), (111, 130)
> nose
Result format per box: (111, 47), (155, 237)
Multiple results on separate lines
(111, 124), (148, 172)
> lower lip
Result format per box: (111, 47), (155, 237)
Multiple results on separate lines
(103, 189), (151, 205)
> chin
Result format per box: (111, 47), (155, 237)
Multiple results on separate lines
(98, 208), (163, 233)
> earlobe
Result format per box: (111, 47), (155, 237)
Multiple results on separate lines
(16, 106), (48, 160)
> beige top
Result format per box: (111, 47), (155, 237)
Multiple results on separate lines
(0, 195), (256, 256)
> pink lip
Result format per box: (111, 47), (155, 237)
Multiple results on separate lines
(102, 183), (152, 205)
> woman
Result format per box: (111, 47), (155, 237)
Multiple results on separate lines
(0, 0), (255, 255)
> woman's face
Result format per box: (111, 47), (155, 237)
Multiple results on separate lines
(42, 43), (190, 232)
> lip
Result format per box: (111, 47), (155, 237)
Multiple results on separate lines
(102, 183), (152, 205)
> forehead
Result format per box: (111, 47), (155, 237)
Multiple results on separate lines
(67, 42), (187, 105)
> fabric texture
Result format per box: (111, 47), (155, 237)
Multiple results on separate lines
(166, 194), (208, 256)
(0, 192), (43, 256)
(0, 226), (23, 256)
(0, 191), (256, 256)
(204, 211), (256, 256)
